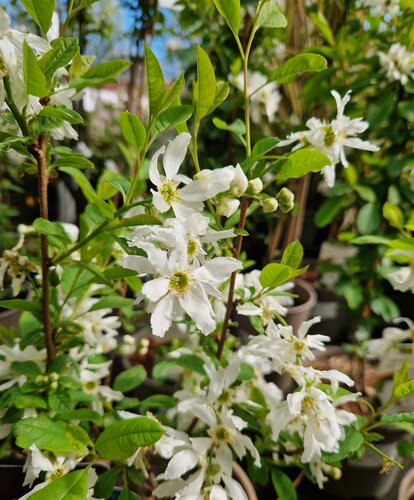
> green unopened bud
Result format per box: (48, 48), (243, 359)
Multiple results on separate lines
(330, 467), (342, 480)
(42, 375), (50, 384)
(263, 197), (279, 213)
(49, 372), (59, 382)
(35, 375), (44, 385)
(49, 267), (60, 286)
(276, 187), (295, 213)
(247, 178), (263, 194)
(49, 381), (58, 391)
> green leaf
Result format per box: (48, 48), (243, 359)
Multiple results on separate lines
(82, 60), (131, 80)
(208, 81), (230, 114)
(351, 235), (390, 245)
(270, 53), (326, 84)
(48, 391), (72, 412)
(281, 241), (303, 269)
(21, 0), (55, 34)
(260, 263), (292, 289)
(152, 105), (193, 137)
(383, 202), (404, 229)
(195, 46), (216, 121)
(213, 117), (245, 144)
(173, 354), (207, 375)
(40, 38), (79, 79)
(10, 361), (42, 377)
(393, 361), (409, 390)
(162, 73), (185, 111)
(393, 380), (414, 401)
(54, 155), (94, 169)
(14, 416), (81, 453)
(113, 366), (147, 393)
(118, 490), (138, 500)
(0, 299), (40, 313)
(59, 167), (114, 219)
(278, 149), (331, 182)
(144, 45), (166, 118)
(256, 2), (287, 29)
(380, 413), (414, 424)
(397, 440), (414, 457)
(271, 468), (297, 500)
(310, 11), (335, 46)
(212, 0), (241, 38)
(23, 42), (50, 97)
(28, 470), (88, 500)
(95, 417), (164, 460)
(94, 468), (119, 500)
(34, 218), (71, 243)
(356, 203), (380, 234)
(59, 409), (103, 425)
(120, 112), (146, 151)
(354, 184), (377, 203)
(370, 296), (399, 322)
(39, 106), (84, 125)
(398, 100), (414, 122)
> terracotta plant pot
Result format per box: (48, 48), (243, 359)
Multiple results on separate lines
(232, 462), (258, 500)
(399, 467), (414, 500)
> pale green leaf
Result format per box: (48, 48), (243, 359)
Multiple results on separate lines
(269, 53), (327, 84)
(212, 0), (241, 38)
(278, 149), (331, 182)
(23, 42), (49, 97)
(120, 112), (146, 151)
(21, 0), (55, 34)
(195, 46), (216, 121)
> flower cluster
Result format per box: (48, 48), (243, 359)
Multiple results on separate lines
(378, 43), (414, 85)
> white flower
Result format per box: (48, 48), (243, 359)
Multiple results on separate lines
(378, 43), (414, 85)
(122, 230), (241, 337)
(278, 91), (379, 186)
(0, 343), (46, 391)
(22, 445), (81, 488)
(234, 71), (281, 123)
(62, 297), (120, 353)
(366, 318), (414, 370)
(149, 133), (235, 219)
(269, 386), (357, 462)
(129, 214), (234, 265)
(387, 248), (414, 293)
(216, 197), (240, 218)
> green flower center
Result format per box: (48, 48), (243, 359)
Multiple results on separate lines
(84, 380), (97, 392)
(293, 339), (306, 355)
(187, 238), (201, 260)
(169, 271), (192, 295)
(210, 424), (232, 445)
(323, 125), (335, 147)
(159, 180), (180, 204)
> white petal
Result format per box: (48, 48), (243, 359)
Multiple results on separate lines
(121, 255), (153, 275)
(179, 283), (216, 334)
(151, 293), (175, 337)
(164, 449), (199, 480)
(163, 133), (191, 179)
(149, 145), (166, 186)
(151, 189), (171, 213)
(322, 165), (336, 187)
(196, 257), (242, 283)
(210, 485), (228, 500)
(222, 475), (248, 500)
(142, 277), (170, 302)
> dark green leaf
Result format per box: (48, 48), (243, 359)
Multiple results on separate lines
(29, 470), (88, 500)
(269, 54), (326, 83)
(113, 366), (147, 393)
(271, 468), (297, 500)
(21, 0), (55, 34)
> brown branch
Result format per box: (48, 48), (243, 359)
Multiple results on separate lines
(216, 198), (249, 359)
(31, 135), (56, 367)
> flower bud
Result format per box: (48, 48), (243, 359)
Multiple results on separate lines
(229, 165), (248, 197)
(49, 381), (58, 391)
(276, 187), (295, 213)
(216, 197), (240, 218)
(247, 178), (263, 194)
(49, 372), (59, 382)
(35, 375), (44, 385)
(263, 197), (279, 213)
